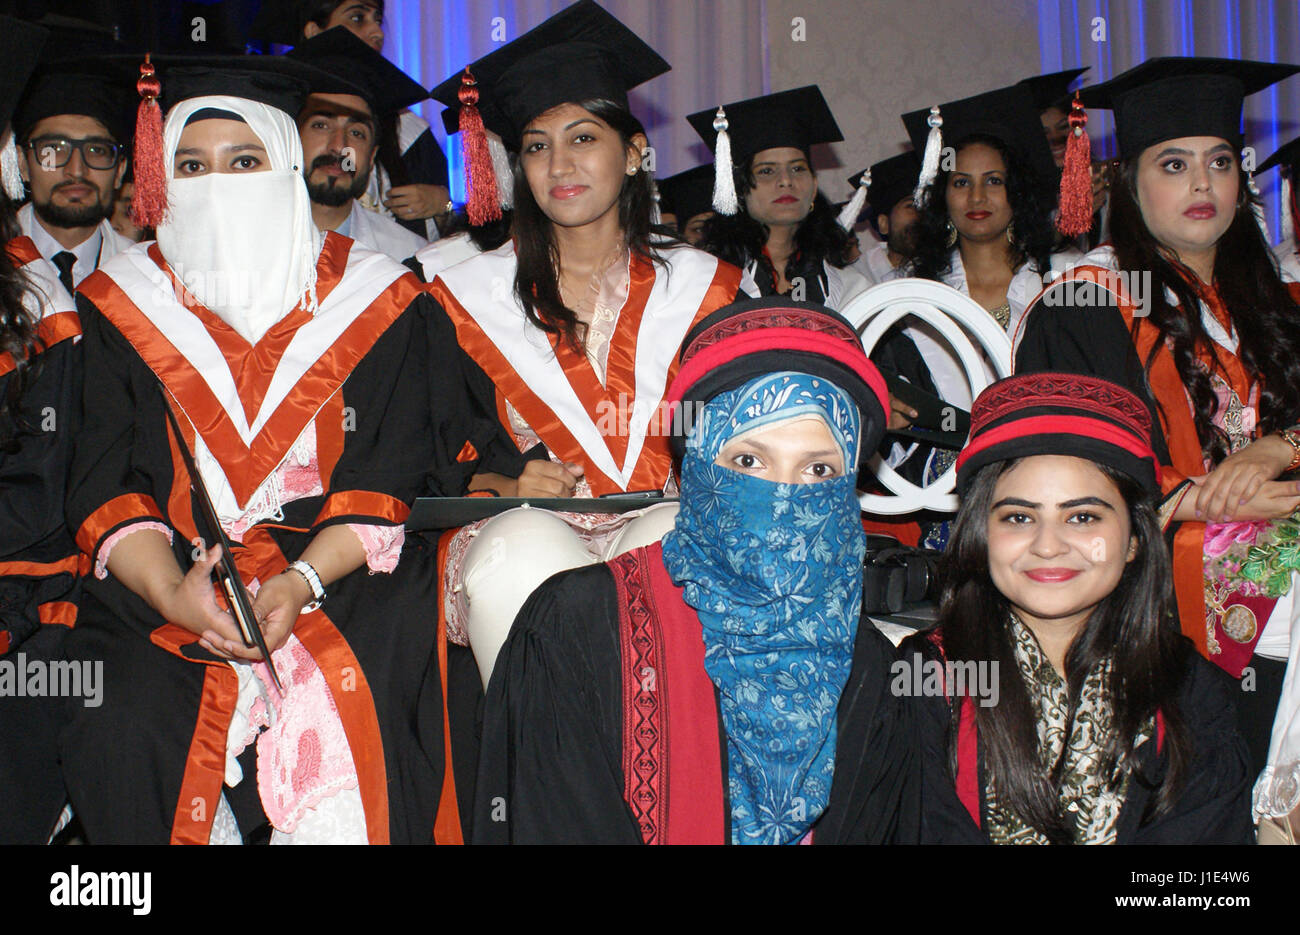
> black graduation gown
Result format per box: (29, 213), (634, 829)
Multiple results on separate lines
(58, 255), (490, 844)
(902, 632), (1255, 844)
(0, 284), (82, 843)
(473, 557), (921, 844)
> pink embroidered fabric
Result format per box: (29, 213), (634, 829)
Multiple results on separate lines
(252, 636), (359, 832)
(94, 522), (173, 579)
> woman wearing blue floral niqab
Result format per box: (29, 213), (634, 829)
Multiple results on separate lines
(474, 297), (921, 844)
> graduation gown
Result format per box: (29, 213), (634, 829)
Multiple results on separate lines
(473, 542), (921, 844)
(903, 631), (1255, 844)
(1013, 245), (1284, 671)
(426, 242), (753, 495)
(58, 233), (492, 844)
(0, 237), (83, 843)
(747, 254), (871, 312)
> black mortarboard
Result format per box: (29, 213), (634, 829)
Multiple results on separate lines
(1017, 67), (1088, 111)
(249, 0), (333, 46)
(656, 164), (714, 228)
(427, 0), (669, 147)
(902, 84), (1057, 202)
(1260, 137), (1300, 175)
(0, 15), (49, 135)
(1079, 57), (1300, 158)
(857, 151), (921, 219)
(156, 53), (330, 116)
(286, 26), (426, 116)
(15, 56), (135, 144)
(686, 85), (843, 166)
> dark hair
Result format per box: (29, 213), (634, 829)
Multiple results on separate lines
(909, 134), (1056, 283)
(1108, 158), (1300, 456)
(510, 98), (660, 351)
(434, 207), (514, 253)
(698, 154), (855, 287)
(303, 0), (384, 32)
(0, 196), (44, 452)
(936, 458), (1189, 840)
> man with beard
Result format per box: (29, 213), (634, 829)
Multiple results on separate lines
(12, 63), (134, 300)
(287, 28), (428, 262)
(852, 152), (922, 286)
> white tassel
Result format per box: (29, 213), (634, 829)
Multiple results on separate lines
(913, 106), (943, 208)
(838, 168), (870, 231)
(1, 131), (25, 201)
(487, 134), (513, 210)
(1248, 170), (1269, 243)
(1282, 174), (1294, 249)
(711, 107), (739, 215)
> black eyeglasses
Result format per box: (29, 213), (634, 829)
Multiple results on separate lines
(26, 136), (123, 171)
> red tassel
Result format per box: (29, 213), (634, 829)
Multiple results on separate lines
(457, 69), (502, 227)
(131, 56), (168, 229)
(1055, 92), (1092, 238)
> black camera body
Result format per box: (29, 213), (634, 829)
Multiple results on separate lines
(861, 535), (940, 615)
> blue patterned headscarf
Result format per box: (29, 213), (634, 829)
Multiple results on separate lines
(661, 372), (866, 845)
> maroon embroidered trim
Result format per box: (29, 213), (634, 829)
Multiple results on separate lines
(971, 372), (1153, 439)
(611, 549), (668, 845)
(682, 307), (858, 363)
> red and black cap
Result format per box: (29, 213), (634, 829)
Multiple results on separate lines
(955, 372), (1160, 496)
(1079, 57), (1300, 158)
(665, 297), (889, 463)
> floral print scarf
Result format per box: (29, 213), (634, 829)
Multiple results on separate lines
(662, 372), (865, 844)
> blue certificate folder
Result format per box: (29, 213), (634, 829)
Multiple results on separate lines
(406, 496), (679, 530)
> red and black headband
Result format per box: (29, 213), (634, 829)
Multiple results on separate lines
(955, 372), (1161, 495)
(665, 297), (889, 462)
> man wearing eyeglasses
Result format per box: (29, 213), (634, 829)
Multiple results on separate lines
(11, 66), (134, 299)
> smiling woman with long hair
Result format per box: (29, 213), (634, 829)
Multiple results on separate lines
(1015, 59), (1300, 841)
(905, 373), (1253, 844)
(421, 3), (754, 691)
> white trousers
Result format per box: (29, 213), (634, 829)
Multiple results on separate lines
(461, 503), (680, 688)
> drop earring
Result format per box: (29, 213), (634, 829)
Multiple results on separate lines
(945, 219), (958, 248)
(1005, 220), (1015, 244)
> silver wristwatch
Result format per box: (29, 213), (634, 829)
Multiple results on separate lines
(285, 560), (326, 612)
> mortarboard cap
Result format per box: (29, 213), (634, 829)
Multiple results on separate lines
(857, 151), (921, 220)
(286, 26), (426, 116)
(686, 85), (842, 216)
(1079, 57), (1300, 158)
(1259, 137), (1300, 175)
(686, 85), (843, 166)
(1017, 67), (1088, 111)
(0, 15), (50, 136)
(902, 84), (1058, 204)
(155, 53), (331, 117)
(428, 0), (668, 148)
(656, 164), (714, 228)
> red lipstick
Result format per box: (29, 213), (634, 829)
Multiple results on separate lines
(1024, 568), (1081, 582)
(1184, 203), (1217, 219)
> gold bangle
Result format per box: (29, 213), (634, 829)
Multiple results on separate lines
(1278, 428), (1300, 473)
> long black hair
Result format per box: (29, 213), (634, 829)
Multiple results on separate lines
(1108, 159), (1300, 457)
(937, 458), (1190, 841)
(510, 98), (661, 352)
(0, 195), (43, 452)
(697, 154), (855, 288)
(909, 134), (1056, 284)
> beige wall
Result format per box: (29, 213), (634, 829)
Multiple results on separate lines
(765, 0), (1043, 202)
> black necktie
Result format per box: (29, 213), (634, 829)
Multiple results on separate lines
(52, 251), (77, 295)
